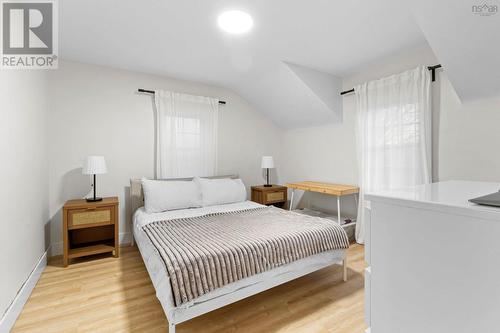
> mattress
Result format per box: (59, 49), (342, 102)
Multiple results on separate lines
(133, 201), (347, 318)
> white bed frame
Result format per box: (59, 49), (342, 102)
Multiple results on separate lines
(130, 177), (348, 333)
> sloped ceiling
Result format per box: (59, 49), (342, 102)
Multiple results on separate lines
(409, 0), (500, 101)
(235, 62), (342, 128)
(286, 62), (343, 122)
(59, 0), (426, 128)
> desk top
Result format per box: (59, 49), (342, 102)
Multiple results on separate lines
(285, 181), (359, 196)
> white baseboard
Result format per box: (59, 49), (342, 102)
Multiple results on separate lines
(49, 232), (131, 257)
(119, 232), (132, 246)
(0, 251), (47, 333)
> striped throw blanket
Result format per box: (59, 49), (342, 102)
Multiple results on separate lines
(142, 206), (349, 306)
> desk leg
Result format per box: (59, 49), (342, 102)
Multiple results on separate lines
(337, 196), (341, 224)
(343, 256), (348, 282)
(289, 189), (295, 211)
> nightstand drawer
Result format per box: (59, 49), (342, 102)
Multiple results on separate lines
(251, 185), (287, 207)
(266, 191), (285, 202)
(68, 206), (114, 229)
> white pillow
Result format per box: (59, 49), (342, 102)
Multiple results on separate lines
(195, 177), (247, 207)
(141, 178), (201, 213)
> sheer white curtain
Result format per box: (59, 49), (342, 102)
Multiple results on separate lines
(355, 66), (432, 244)
(154, 90), (218, 178)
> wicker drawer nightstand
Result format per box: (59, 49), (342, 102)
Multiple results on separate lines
(63, 197), (119, 267)
(251, 185), (287, 208)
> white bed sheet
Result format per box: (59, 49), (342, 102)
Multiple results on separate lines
(133, 201), (346, 321)
(134, 200), (263, 228)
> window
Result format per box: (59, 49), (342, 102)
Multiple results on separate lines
(355, 66), (431, 243)
(155, 91), (218, 178)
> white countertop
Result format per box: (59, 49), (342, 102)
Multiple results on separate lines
(365, 180), (500, 219)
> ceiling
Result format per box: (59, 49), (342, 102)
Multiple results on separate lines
(60, 0), (498, 127)
(409, 0), (500, 101)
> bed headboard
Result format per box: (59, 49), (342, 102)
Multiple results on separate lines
(130, 175), (239, 219)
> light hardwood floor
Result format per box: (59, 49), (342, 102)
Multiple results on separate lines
(13, 244), (366, 333)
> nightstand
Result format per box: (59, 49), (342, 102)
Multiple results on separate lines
(251, 185), (287, 208)
(63, 197), (119, 267)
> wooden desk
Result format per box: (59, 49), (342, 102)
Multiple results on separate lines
(285, 181), (359, 223)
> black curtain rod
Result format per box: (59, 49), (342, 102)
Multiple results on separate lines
(340, 64), (442, 96)
(138, 88), (226, 104)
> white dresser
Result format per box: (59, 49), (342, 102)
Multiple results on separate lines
(364, 181), (500, 333)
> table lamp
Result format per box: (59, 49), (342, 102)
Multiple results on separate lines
(82, 156), (107, 202)
(261, 156), (274, 187)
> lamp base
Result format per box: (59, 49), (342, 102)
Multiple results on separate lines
(86, 197), (103, 202)
(263, 184), (273, 187)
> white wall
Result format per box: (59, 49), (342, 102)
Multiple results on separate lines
(281, 43), (500, 215)
(48, 60), (283, 254)
(437, 80), (500, 182)
(0, 71), (49, 317)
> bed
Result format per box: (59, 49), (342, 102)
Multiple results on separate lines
(130, 177), (349, 333)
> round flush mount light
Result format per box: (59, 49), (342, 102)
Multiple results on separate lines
(217, 10), (253, 34)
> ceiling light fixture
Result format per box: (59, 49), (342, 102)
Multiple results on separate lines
(217, 10), (253, 34)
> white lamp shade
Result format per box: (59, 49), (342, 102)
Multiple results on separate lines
(82, 156), (107, 175)
(261, 156), (275, 169)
